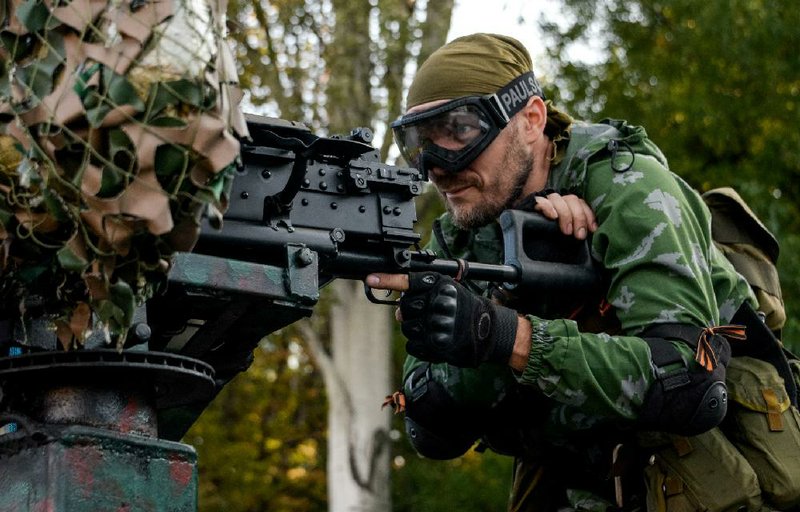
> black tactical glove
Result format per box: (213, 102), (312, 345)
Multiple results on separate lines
(400, 272), (519, 368)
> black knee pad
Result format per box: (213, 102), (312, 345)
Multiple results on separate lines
(402, 364), (483, 459)
(639, 333), (731, 436)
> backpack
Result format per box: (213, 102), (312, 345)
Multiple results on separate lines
(704, 187), (785, 333)
(640, 187), (800, 512)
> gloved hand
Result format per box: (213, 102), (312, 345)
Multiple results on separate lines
(400, 272), (519, 368)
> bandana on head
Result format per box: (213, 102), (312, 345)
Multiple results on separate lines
(407, 33), (534, 108)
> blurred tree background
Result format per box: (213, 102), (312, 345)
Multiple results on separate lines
(186, 0), (800, 510)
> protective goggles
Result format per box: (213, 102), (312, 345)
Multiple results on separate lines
(392, 72), (544, 175)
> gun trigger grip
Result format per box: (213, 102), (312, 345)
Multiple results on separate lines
(364, 282), (399, 306)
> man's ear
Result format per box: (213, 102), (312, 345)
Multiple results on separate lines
(518, 96), (547, 144)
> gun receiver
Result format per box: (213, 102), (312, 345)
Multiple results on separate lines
(189, 115), (595, 291)
(193, 114), (426, 284)
(158, 113), (599, 341)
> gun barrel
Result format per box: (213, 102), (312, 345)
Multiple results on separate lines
(409, 256), (520, 283)
(195, 219), (339, 265)
(301, 250), (519, 284)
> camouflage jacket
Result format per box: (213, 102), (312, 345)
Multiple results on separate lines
(403, 119), (755, 509)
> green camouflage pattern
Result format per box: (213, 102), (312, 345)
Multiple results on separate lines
(403, 119), (756, 508)
(0, 0), (246, 348)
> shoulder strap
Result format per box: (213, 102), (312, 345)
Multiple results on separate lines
(553, 122), (622, 172)
(731, 302), (797, 407)
(546, 122), (625, 193)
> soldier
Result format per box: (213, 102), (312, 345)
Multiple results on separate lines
(367, 33), (759, 511)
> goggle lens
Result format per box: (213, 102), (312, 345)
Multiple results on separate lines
(392, 103), (494, 172)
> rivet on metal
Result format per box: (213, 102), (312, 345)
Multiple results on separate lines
(296, 248), (314, 266)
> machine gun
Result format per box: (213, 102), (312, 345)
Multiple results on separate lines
(143, 114), (599, 438)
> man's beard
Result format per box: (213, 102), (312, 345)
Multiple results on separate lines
(442, 140), (534, 230)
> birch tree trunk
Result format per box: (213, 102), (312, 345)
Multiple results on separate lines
(317, 1), (454, 510)
(320, 1), (390, 508)
(189, 0), (456, 508)
(300, 283), (393, 512)
(329, 281), (392, 511)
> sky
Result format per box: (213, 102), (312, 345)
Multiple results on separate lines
(447, 0), (601, 67)
(448, 0), (554, 55)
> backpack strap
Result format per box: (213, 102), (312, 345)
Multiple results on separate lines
(640, 324), (705, 392)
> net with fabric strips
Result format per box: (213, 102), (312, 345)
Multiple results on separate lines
(0, 0), (247, 349)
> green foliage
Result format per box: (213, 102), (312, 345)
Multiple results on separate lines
(225, 0), (327, 122)
(225, 0), (435, 137)
(391, 443), (513, 512)
(541, 0), (800, 347)
(187, 332), (328, 512)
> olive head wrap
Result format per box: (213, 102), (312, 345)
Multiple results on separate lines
(407, 33), (533, 108)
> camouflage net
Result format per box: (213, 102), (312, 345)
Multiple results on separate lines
(0, 0), (247, 349)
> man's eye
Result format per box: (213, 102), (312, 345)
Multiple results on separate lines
(452, 122), (479, 140)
